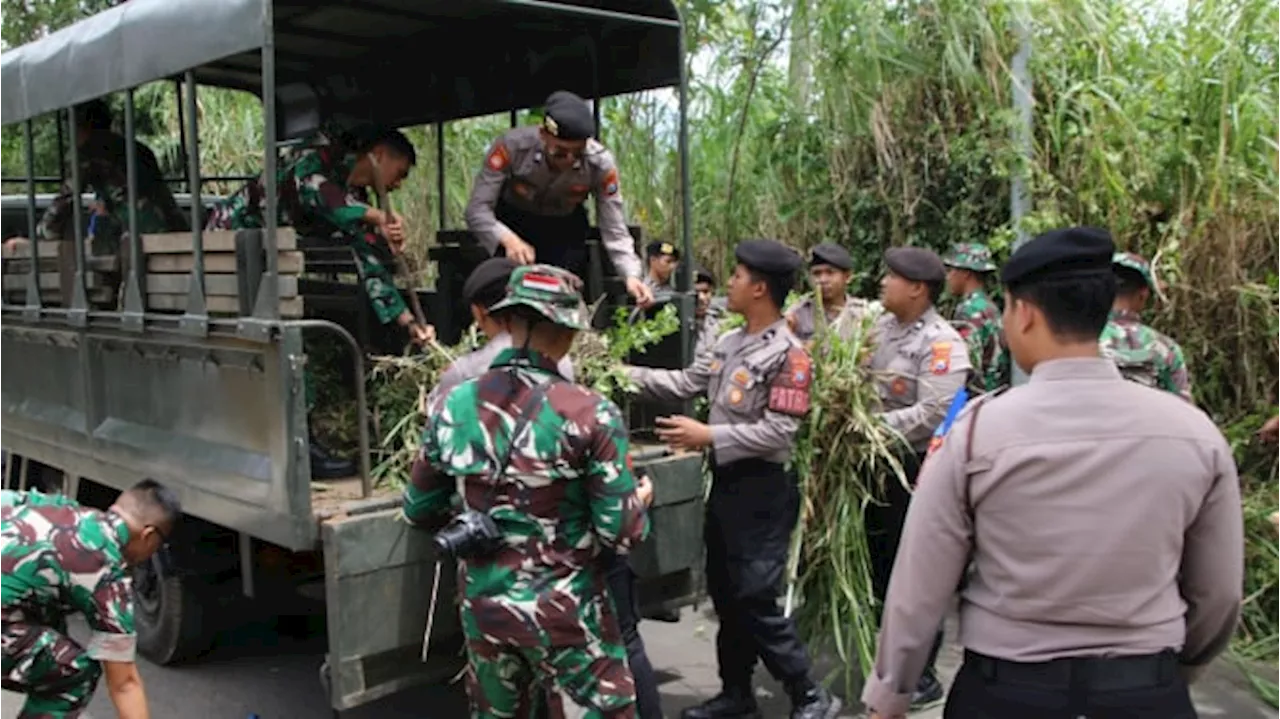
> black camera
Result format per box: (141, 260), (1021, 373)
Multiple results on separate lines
(432, 510), (503, 559)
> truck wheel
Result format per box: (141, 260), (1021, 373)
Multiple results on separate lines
(133, 552), (211, 664)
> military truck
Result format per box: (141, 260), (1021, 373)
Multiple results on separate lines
(0, 0), (703, 712)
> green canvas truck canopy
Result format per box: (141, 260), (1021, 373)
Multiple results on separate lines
(1, 0), (683, 131)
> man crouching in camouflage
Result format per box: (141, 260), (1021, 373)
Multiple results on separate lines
(403, 264), (654, 718)
(2, 480), (181, 719)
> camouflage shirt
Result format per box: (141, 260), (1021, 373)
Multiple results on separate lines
(206, 128), (409, 323)
(951, 288), (1005, 392)
(0, 490), (137, 662)
(1099, 309), (1193, 402)
(404, 348), (650, 646)
(39, 130), (188, 251)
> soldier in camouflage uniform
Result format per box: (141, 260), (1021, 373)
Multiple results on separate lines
(942, 242), (1007, 393)
(2, 480), (181, 719)
(206, 126), (431, 342)
(38, 99), (188, 253)
(403, 265), (654, 718)
(1099, 251), (1193, 402)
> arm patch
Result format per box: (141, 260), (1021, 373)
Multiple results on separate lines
(768, 347), (812, 417)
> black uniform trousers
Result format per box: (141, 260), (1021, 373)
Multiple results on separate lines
(944, 650), (1197, 719)
(601, 550), (663, 719)
(706, 458), (812, 689)
(865, 448), (944, 674)
(495, 198), (591, 280)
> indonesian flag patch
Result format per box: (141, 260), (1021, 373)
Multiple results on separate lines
(522, 273), (562, 293)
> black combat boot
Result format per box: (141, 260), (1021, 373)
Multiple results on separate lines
(309, 434), (356, 480)
(679, 685), (760, 719)
(910, 668), (944, 707)
(787, 677), (841, 719)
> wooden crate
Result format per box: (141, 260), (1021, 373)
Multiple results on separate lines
(140, 228), (303, 317)
(1, 240), (120, 309)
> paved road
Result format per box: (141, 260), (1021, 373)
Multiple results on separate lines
(2, 608), (1273, 718)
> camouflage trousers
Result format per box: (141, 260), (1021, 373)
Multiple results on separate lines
(465, 635), (637, 719)
(1, 621), (101, 719)
(352, 240), (409, 326)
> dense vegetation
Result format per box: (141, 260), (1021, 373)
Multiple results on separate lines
(3, 0), (1275, 701)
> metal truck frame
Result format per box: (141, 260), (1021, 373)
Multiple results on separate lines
(1, 0), (701, 711)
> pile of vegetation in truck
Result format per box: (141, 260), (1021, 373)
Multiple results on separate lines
(0, 0), (708, 712)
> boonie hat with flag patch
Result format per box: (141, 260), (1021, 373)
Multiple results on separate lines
(1112, 251), (1157, 292)
(942, 242), (997, 272)
(488, 264), (590, 330)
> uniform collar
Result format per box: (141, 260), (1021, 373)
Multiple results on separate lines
(104, 510), (132, 548)
(744, 317), (789, 343)
(491, 347), (566, 377)
(1029, 356), (1123, 383)
(964, 288), (988, 302)
(889, 306), (940, 333)
(1110, 308), (1141, 324)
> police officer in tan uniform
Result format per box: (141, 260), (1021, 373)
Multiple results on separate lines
(867, 246), (970, 706)
(465, 90), (653, 306)
(626, 239), (840, 719)
(863, 227), (1243, 719)
(643, 240), (681, 294)
(693, 265), (723, 360)
(786, 242), (870, 343)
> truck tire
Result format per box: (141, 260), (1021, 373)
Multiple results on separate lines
(133, 552), (211, 664)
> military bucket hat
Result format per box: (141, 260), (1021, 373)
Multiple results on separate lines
(488, 264), (590, 330)
(941, 242), (997, 272)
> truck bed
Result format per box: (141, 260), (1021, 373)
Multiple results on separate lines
(311, 476), (401, 522)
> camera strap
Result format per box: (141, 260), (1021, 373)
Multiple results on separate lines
(478, 372), (561, 511)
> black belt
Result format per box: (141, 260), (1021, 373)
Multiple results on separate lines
(965, 650), (1180, 692)
(710, 456), (784, 475)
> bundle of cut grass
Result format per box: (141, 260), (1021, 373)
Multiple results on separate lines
(364, 303), (681, 488)
(785, 306), (909, 699)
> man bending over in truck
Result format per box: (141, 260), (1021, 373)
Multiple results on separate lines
(2, 480), (181, 719)
(208, 124), (433, 344)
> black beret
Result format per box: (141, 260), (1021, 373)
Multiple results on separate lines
(695, 265), (716, 285)
(1000, 227), (1115, 287)
(884, 246), (945, 283)
(810, 242), (854, 271)
(463, 257), (519, 306)
(735, 239), (802, 276)
(543, 91), (595, 140)
(646, 240), (680, 259)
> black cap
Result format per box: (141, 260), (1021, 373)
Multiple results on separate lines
(695, 265), (716, 285)
(735, 239), (802, 276)
(884, 246), (945, 283)
(646, 240), (680, 259)
(1000, 227), (1115, 287)
(810, 242), (854, 271)
(463, 257), (519, 306)
(543, 91), (595, 140)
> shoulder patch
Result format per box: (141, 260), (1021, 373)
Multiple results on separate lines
(600, 167), (620, 197)
(768, 347), (812, 417)
(930, 341), (953, 375)
(486, 141), (510, 172)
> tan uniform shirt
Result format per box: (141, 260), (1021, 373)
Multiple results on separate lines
(786, 293), (870, 342)
(862, 357), (1243, 717)
(428, 331), (575, 407)
(869, 307), (970, 452)
(628, 318), (812, 466)
(464, 126), (642, 279)
(693, 310), (723, 360)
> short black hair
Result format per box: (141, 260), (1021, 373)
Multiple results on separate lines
(1006, 272), (1116, 342)
(76, 100), (113, 131)
(1114, 267), (1148, 297)
(127, 479), (182, 528)
(361, 128), (417, 166)
(745, 267), (794, 310)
